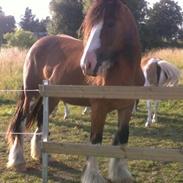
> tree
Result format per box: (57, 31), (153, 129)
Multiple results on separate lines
(145, 0), (183, 48)
(37, 17), (50, 33)
(19, 7), (47, 33)
(0, 6), (4, 16)
(48, 0), (83, 37)
(4, 29), (37, 49)
(19, 7), (37, 32)
(0, 15), (16, 33)
(123, 0), (149, 50)
(126, 0), (148, 26)
(0, 7), (16, 46)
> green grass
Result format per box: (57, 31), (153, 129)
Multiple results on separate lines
(0, 100), (183, 182)
(0, 47), (183, 182)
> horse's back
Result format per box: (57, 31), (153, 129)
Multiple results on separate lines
(24, 34), (83, 69)
(23, 35), (84, 90)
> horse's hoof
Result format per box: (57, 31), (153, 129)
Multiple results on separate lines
(15, 163), (27, 172)
(145, 122), (151, 128)
(152, 118), (157, 123)
(152, 119), (156, 123)
(81, 169), (107, 183)
(63, 115), (68, 120)
(7, 163), (27, 172)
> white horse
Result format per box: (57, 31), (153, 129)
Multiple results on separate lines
(142, 58), (181, 127)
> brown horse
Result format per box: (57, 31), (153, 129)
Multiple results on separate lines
(6, 0), (144, 182)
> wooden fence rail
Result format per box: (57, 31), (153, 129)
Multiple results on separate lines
(39, 85), (183, 100)
(43, 142), (183, 163)
(39, 84), (183, 183)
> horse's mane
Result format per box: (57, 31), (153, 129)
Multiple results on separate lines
(81, 0), (104, 43)
(81, 0), (124, 44)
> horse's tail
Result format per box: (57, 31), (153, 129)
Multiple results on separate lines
(25, 96), (43, 130)
(6, 87), (25, 146)
(6, 88), (43, 146)
(158, 61), (181, 86)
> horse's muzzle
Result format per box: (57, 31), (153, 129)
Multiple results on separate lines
(81, 51), (98, 76)
(81, 62), (97, 76)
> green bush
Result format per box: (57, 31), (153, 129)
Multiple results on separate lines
(4, 29), (37, 49)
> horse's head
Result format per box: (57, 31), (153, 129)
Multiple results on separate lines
(80, 0), (137, 76)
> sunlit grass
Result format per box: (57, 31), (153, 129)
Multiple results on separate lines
(0, 47), (27, 99)
(143, 48), (183, 68)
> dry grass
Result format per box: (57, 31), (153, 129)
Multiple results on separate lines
(0, 47), (27, 99)
(143, 48), (183, 69)
(0, 47), (26, 74)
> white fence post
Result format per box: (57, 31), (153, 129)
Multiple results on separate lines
(42, 80), (49, 183)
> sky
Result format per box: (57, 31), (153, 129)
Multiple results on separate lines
(0, 0), (183, 23)
(0, 0), (51, 21)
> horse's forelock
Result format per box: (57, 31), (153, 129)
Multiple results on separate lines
(82, 0), (104, 44)
(82, 0), (124, 44)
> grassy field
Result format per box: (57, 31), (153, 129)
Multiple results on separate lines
(0, 47), (183, 182)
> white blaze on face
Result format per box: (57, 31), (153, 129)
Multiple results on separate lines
(80, 20), (104, 75)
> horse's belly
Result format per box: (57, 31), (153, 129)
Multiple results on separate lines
(62, 98), (90, 107)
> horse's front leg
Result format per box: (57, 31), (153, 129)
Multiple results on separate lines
(145, 99), (152, 127)
(82, 106), (90, 115)
(63, 102), (69, 120)
(152, 100), (159, 123)
(82, 104), (107, 183)
(108, 106), (134, 183)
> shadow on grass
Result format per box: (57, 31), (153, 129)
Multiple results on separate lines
(135, 108), (183, 122)
(0, 98), (15, 105)
(50, 108), (183, 144)
(25, 159), (81, 182)
(49, 160), (81, 182)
